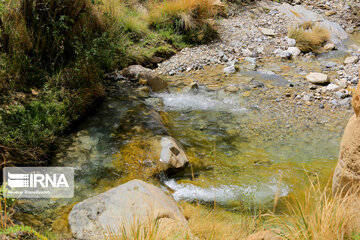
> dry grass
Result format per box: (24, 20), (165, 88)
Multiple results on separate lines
(181, 202), (263, 240)
(103, 214), (191, 240)
(147, 0), (222, 42)
(271, 178), (360, 240)
(288, 22), (330, 53)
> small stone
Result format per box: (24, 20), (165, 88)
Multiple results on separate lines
(306, 72), (330, 84)
(344, 56), (359, 64)
(260, 27), (276, 36)
(287, 47), (301, 56)
(245, 57), (257, 64)
(225, 86), (239, 93)
(303, 94), (311, 101)
(335, 91), (345, 99)
(330, 99), (339, 106)
(242, 48), (253, 57)
(327, 83), (339, 91)
(324, 42), (336, 51)
(284, 36), (296, 46)
(190, 82), (198, 90)
(319, 103), (325, 109)
(334, 79), (347, 89)
(325, 10), (336, 16)
(322, 61), (337, 68)
(274, 49), (291, 59)
(251, 80), (265, 88)
(339, 98), (351, 106)
(223, 65), (237, 74)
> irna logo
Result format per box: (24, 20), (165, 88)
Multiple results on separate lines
(3, 167), (74, 198)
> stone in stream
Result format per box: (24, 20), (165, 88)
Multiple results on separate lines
(122, 65), (167, 91)
(69, 180), (188, 239)
(306, 72), (330, 84)
(344, 56), (359, 64)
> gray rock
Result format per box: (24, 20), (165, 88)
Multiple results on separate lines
(284, 36), (296, 46)
(324, 42), (336, 51)
(326, 83), (339, 91)
(274, 49), (291, 59)
(122, 65), (167, 91)
(259, 27), (276, 36)
(334, 78), (347, 89)
(276, 3), (348, 45)
(344, 56), (359, 64)
(322, 61), (337, 68)
(339, 98), (351, 106)
(242, 48), (253, 57)
(306, 72), (330, 84)
(69, 180), (187, 239)
(245, 57), (257, 64)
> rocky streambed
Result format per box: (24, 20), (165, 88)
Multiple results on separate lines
(12, 0), (360, 238)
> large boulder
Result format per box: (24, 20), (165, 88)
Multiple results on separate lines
(276, 3), (348, 45)
(332, 82), (360, 193)
(69, 180), (187, 239)
(122, 65), (167, 91)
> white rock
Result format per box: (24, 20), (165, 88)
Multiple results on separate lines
(260, 27), (276, 36)
(287, 47), (301, 56)
(223, 65), (237, 74)
(327, 83), (340, 91)
(242, 48), (253, 57)
(334, 78), (347, 89)
(344, 56), (359, 64)
(306, 72), (330, 84)
(284, 36), (296, 46)
(324, 42), (336, 51)
(274, 49), (291, 59)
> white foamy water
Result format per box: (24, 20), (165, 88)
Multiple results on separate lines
(164, 178), (289, 205)
(153, 92), (247, 112)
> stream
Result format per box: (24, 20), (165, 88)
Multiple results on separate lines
(13, 36), (359, 235)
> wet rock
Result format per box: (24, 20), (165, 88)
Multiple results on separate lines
(223, 65), (237, 74)
(156, 136), (189, 169)
(251, 80), (265, 88)
(190, 82), (198, 90)
(122, 65), (167, 91)
(344, 56), (359, 64)
(259, 27), (276, 36)
(306, 72), (330, 84)
(287, 47), (301, 56)
(69, 180), (187, 239)
(322, 61), (337, 69)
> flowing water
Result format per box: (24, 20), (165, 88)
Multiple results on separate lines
(13, 36), (359, 234)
